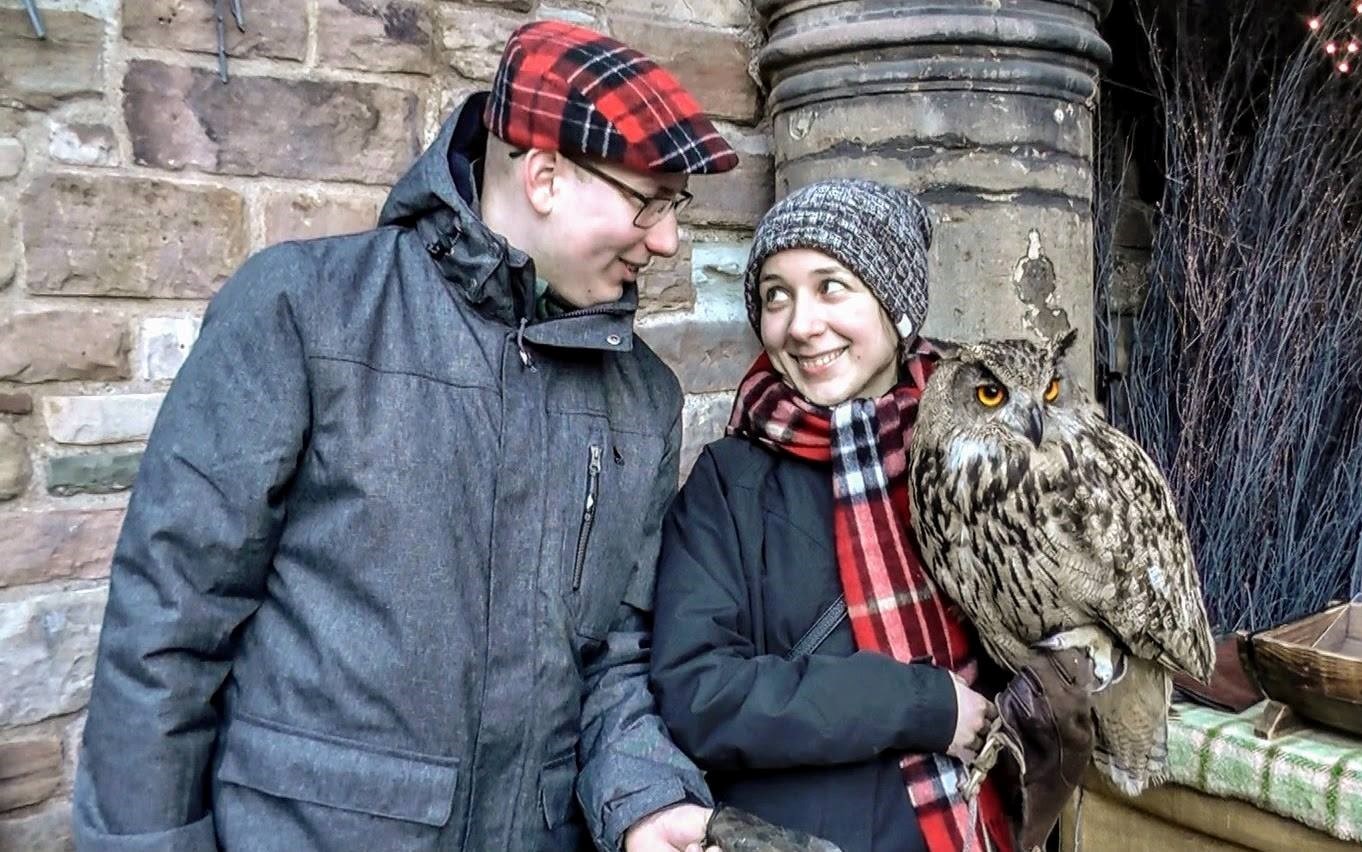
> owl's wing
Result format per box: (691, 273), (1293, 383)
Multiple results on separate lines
(1032, 414), (1215, 681)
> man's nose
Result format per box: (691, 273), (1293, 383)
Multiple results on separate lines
(642, 210), (680, 258)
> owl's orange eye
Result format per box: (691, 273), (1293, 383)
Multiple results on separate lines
(1044, 378), (1061, 402)
(976, 384), (1007, 407)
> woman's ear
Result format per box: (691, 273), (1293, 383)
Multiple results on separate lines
(520, 148), (560, 216)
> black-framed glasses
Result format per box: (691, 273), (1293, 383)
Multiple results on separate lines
(509, 149), (693, 229)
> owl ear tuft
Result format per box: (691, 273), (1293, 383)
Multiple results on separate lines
(923, 336), (965, 361)
(1052, 328), (1079, 360)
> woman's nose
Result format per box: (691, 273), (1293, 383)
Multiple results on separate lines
(787, 297), (827, 341)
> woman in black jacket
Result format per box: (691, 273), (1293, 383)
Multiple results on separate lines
(650, 179), (1013, 852)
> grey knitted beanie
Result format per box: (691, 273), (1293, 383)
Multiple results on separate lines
(744, 178), (932, 343)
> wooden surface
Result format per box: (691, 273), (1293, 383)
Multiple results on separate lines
(1059, 774), (1360, 852)
(1246, 602), (1362, 737)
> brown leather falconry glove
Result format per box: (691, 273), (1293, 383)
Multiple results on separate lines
(990, 648), (1099, 852)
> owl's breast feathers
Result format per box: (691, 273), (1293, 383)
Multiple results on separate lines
(910, 415), (1215, 683)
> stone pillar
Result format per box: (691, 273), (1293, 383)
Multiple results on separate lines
(757, 0), (1113, 391)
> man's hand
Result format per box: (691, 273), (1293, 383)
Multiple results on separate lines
(623, 803), (720, 852)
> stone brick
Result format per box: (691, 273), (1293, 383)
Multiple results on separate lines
(638, 240), (694, 316)
(637, 277), (760, 393)
(48, 119), (117, 167)
(137, 316), (201, 381)
(22, 174), (248, 299)
(0, 393), (33, 416)
(683, 152), (772, 228)
(263, 191), (380, 244)
(534, 6), (603, 28)
(44, 394), (166, 446)
(439, 5), (520, 82)
(0, 586), (107, 727)
(0, 207), (15, 290)
(0, 8), (103, 110)
(0, 801), (72, 852)
(47, 452), (142, 497)
(124, 60), (421, 185)
(122, 0), (307, 61)
(608, 16), (758, 124)
(609, 0), (750, 27)
(680, 391), (732, 479)
(466, 0), (533, 11)
(692, 240), (750, 292)
(0, 311), (130, 384)
(0, 509), (123, 589)
(0, 423), (31, 501)
(0, 738), (61, 814)
(0, 138), (23, 179)
(318, 0), (436, 74)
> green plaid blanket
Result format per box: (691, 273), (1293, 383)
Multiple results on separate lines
(1166, 700), (1362, 841)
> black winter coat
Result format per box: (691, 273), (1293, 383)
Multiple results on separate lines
(651, 436), (963, 852)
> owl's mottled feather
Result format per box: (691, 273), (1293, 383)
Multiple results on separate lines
(908, 333), (1214, 796)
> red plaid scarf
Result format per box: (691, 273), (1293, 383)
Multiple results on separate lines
(727, 343), (1014, 852)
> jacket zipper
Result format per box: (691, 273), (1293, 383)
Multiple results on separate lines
(571, 445), (603, 591)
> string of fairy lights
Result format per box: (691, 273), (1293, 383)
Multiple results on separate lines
(1308, 6), (1362, 74)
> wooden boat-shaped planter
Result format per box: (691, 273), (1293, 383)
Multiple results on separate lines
(1239, 602), (1362, 738)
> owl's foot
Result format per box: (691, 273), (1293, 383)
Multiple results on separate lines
(1033, 625), (1126, 690)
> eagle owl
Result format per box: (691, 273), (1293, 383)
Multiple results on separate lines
(907, 331), (1215, 796)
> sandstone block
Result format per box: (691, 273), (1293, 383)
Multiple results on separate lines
(0, 738), (61, 814)
(0, 586), (108, 727)
(637, 276), (759, 393)
(122, 0), (307, 61)
(681, 391), (732, 480)
(137, 316), (201, 381)
(44, 394), (166, 446)
(608, 16), (758, 124)
(0, 393), (33, 416)
(22, 174), (248, 299)
(683, 152), (772, 228)
(124, 60), (421, 185)
(0, 800), (73, 852)
(0, 9), (103, 110)
(0, 509), (123, 589)
(263, 191), (380, 244)
(0, 138), (23, 179)
(439, 5), (521, 82)
(0, 311), (130, 383)
(638, 240), (694, 316)
(48, 120), (117, 167)
(0, 423), (31, 501)
(608, 0), (750, 27)
(318, 0), (436, 74)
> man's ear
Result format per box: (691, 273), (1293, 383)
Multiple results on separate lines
(521, 148), (561, 216)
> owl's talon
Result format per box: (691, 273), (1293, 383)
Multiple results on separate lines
(1033, 625), (1124, 690)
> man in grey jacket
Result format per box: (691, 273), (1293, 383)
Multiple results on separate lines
(74, 20), (737, 852)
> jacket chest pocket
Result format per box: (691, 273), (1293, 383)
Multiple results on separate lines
(561, 428), (666, 640)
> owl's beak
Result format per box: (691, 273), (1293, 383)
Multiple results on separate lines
(1024, 406), (1045, 447)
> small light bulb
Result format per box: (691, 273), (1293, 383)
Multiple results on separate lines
(1310, 16), (1323, 30)
(1326, 41), (1339, 54)
(1340, 61), (1352, 73)
(1350, 41), (1360, 53)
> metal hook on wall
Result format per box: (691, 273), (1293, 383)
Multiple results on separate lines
(213, 0), (247, 82)
(23, 0), (46, 38)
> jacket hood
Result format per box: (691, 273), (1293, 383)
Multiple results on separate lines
(378, 94), (641, 348)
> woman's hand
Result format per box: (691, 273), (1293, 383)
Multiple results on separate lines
(945, 672), (997, 763)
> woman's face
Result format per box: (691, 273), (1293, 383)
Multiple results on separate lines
(757, 248), (900, 407)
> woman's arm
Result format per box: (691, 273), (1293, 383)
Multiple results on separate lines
(650, 447), (958, 772)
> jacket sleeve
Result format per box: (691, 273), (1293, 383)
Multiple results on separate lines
(575, 406), (714, 852)
(650, 447), (959, 772)
(74, 245), (313, 852)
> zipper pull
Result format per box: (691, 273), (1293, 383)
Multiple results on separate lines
(612, 446), (623, 465)
(589, 445), (603, 476)
(516, 317), (535, 370)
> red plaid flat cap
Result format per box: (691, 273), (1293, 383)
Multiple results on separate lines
(484, 20), (739, 175)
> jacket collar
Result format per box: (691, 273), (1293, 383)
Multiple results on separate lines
(379, 94), (639, 354)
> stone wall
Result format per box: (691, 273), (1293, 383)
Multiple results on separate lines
(0, 0), (770, 844)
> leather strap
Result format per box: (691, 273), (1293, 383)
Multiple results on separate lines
(785, 595), (848, 660)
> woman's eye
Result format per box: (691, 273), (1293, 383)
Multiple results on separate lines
(763, 288), (789, 306)
(821, 278), (848, 294)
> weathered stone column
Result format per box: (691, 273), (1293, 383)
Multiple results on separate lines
(757, 0), (1112, 390)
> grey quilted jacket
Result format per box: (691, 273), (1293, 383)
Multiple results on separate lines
(73, 94), (710, 852)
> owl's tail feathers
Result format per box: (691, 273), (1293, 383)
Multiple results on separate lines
(1090, 660), (1173, 797)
